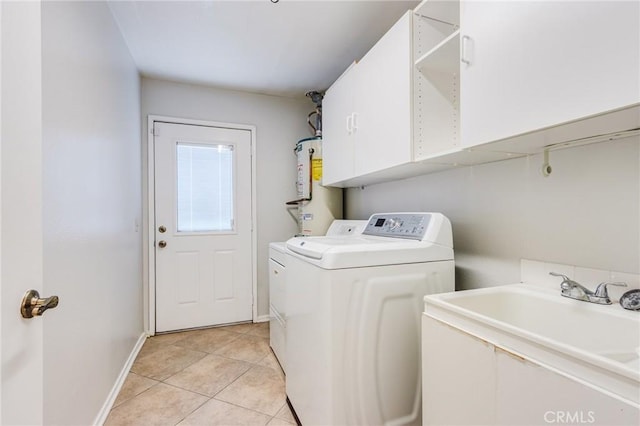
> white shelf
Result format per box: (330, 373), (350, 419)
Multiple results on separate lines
(415, 29), (460, 74)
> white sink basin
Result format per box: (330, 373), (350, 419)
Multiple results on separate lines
(424, 284), (640, 404)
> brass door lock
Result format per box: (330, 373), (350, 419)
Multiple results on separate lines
(21, 289), (59, 319)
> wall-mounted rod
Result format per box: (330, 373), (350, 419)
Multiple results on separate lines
(414, 13), (459, 29)
(543, 128), (639, 152)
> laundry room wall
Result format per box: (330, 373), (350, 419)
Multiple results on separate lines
(141, 77), (311, 321)
(345, 135), (640, 290)
(41, 1), (142, 424)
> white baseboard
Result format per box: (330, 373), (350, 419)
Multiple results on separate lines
(93, 332), (147, 425)
(255, 314), (270, 323)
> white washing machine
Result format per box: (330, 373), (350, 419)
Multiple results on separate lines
(269, 220), (369, 373)
(284, 213), (454, 426)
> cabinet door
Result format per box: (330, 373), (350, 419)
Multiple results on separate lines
(495, 348), (639, 426)
(422, 316), (496, 425)
(460, 1), (640, 148)
(322, 63), (357, 186)
(355, 11), (413, 177)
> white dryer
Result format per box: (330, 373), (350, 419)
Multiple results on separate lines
(269, 220), (368, 372)
(285, 213), (454, 426)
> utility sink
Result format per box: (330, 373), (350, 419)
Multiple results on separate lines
(424, 284), (640, 404)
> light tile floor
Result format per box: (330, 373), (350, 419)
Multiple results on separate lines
(106, 322), (296, 426)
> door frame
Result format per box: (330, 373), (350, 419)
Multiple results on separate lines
(146, 115), (257, 336)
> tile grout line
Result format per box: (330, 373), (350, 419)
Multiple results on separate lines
(110, 372), (160, 409)
(170, 330), (270, 360)
(109, 380), (163, 412)
(145, 346), (209, 382)
(171, 388), (210, 426)
(207, 363), (288, 419)
(209, 396), (286, 422)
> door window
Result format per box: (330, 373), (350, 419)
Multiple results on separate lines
(176, 142), (234, 232)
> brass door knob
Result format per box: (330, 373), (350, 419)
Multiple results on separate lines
(21, 289), (59, 319)
(158, 225), (166, 233)
(158, 240), (167, 248)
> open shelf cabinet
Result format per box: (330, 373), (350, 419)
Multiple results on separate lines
(413, 0), (461, 160)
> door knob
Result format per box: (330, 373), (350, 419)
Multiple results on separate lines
(158, 240), (167, 248)
(20, 289), (59, 319)
(158, 225), (166, 233)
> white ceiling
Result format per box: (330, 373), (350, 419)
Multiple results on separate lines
(107, 0), (419, 98)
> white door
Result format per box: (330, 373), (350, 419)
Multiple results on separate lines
(154, 122), (253, 332)
(1, 1), (47, 424)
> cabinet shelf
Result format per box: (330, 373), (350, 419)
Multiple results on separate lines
(413, 0), (459, 60)
(415, 30), (460, 74)
(413, 28), (460, 161)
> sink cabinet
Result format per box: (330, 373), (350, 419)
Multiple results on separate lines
(422, 315), (639, 426)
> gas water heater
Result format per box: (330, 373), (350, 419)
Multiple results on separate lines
(287, 137), (342, 236)
(286, 91), (342, 236)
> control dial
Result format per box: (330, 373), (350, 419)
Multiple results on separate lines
(387, 218), (403, 231)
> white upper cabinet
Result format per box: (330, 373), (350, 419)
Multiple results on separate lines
(460, 0), (640, 147)
(354, 11), (412, 177)
(323, 11), (412, 187)
(323, 0), (639, 188)
(323, 62), (357, 185)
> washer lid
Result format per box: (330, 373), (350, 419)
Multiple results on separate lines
(286, 235), (453, 269)
(286, 236), (377, 259)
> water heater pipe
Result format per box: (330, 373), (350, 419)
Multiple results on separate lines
(285, 148), (315, 205)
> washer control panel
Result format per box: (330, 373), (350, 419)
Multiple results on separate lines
(363, 213), (431, 240)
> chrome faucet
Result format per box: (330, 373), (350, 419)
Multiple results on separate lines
(549, 272), (627, 305)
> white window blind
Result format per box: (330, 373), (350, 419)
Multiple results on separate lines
(176, 142), (234, 232)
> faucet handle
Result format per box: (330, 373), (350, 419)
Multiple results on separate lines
(594, 282), (627, 299)
(549, 272), (578, 290)
(549, 272), (570, 280)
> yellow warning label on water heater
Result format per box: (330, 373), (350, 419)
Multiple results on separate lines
(312, 158), (323, 181)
